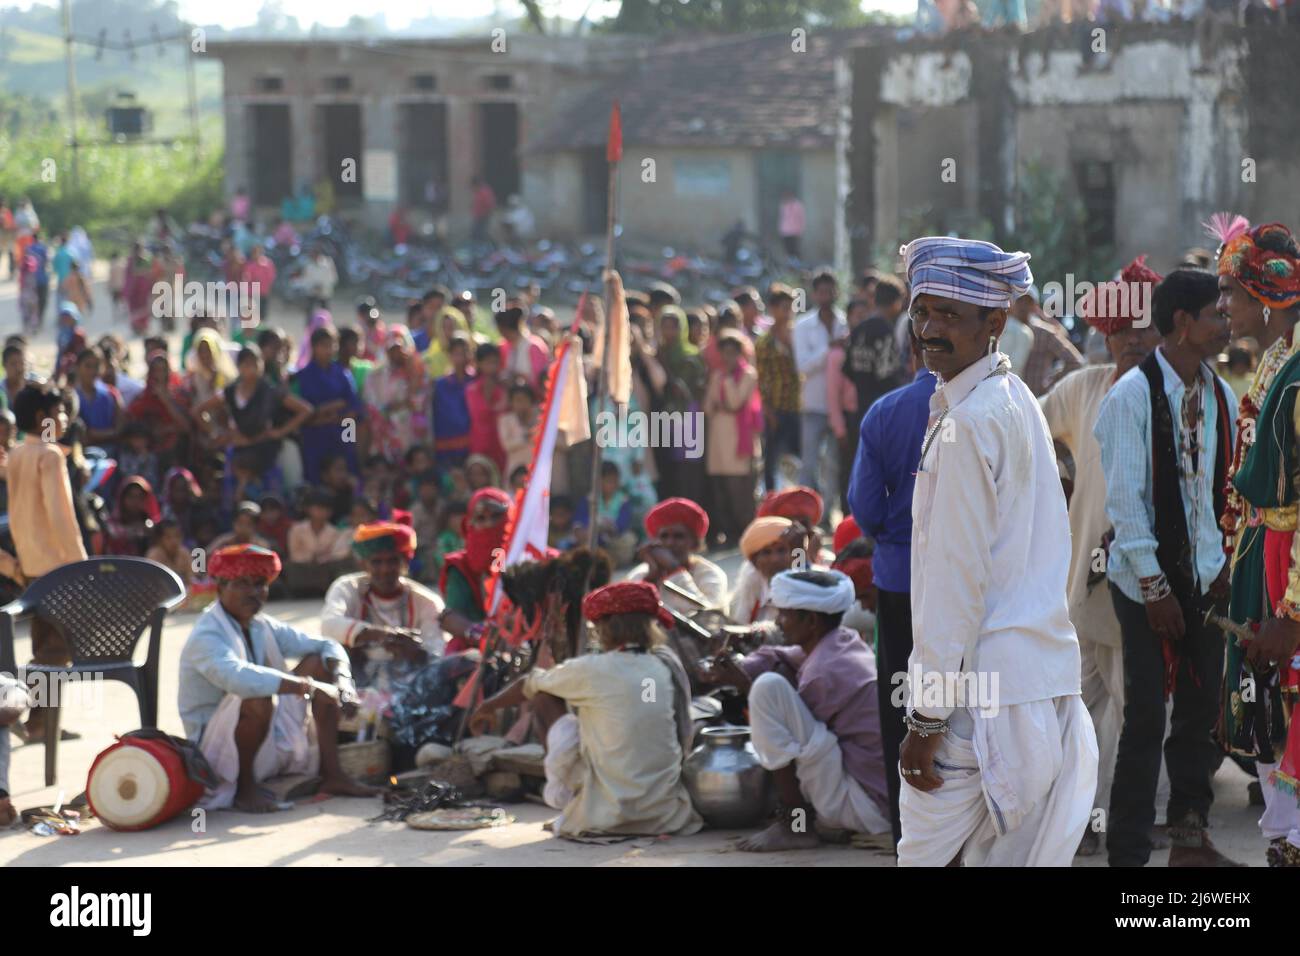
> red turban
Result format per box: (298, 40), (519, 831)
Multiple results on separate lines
(582, 580), (675, 628)
(757, 486), (824, 526)
(832, 515), (863, 555)
(645, 497), (708, 542)
(352, 521), (416, 559)
(833, 556), (874, 598)
(1079, 255), (1163, 337)
(209, 544), (282, 583)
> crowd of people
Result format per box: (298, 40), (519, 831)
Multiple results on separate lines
(0, 194), (1296, 870)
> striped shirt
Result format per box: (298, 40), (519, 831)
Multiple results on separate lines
(1094, 348), (1236, 604)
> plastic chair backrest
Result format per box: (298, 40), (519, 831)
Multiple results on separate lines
(27, 558), (184, 666)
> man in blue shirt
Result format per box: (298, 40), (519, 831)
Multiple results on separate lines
(179, 545), (378, 812)
(847, 333), (935, 846)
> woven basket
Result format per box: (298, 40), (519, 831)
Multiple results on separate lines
(337, 740), (391, 782)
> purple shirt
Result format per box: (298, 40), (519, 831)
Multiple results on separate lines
(740, 626), (887, 809)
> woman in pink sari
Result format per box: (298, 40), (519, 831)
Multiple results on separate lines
(362, 324), (428, 461)
(704, 329), (762, 547)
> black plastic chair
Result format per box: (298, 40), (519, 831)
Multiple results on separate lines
(0, 557), (185, 786)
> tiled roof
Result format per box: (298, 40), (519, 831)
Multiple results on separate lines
(530, 27), (886, 152)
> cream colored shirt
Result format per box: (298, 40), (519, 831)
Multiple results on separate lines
(320, 572), (445, 651)
(523, 651), (702, 838)
(1040, 363), (1122, 648)
(7, 436), (87, 579)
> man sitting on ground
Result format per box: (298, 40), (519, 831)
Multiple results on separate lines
(627, 497), (728, 615)
(729, 515), (796, 627)
(469, 580), (702, 839)
(178, 544), (378, 812)
(707, 569), (891, 850)
(321, 521), (445, 691)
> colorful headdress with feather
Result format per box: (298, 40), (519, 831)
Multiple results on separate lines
(1204, 214), (1300, 310)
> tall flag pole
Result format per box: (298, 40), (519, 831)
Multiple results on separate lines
(585, 100), (622, 598)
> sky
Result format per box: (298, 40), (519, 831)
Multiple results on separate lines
(5, 0), (917, 31)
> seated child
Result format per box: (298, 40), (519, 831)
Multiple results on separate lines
(257, 493), (293, 557)
(285, 487), (356, 597)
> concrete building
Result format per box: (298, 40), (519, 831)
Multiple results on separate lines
(207, 30), (882, 266)
(207, 35), (634, 233)
(847, 22), (1300, 279)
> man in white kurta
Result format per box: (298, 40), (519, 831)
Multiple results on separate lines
(321, 521), (446, 716)
(896, 236), (1098, 867)
(1039, 267), (1162, 828)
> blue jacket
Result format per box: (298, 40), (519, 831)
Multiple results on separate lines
(846, 368), (936, 593)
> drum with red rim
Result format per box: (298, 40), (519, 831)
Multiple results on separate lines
(86, 735), (206, 831)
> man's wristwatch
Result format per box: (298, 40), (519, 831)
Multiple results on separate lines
(904, 710), (949, 737)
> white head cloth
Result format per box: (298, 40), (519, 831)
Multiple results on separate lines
(769, 570), (856, 614)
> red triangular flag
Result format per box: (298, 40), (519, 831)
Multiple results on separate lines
(606, 101), (622, 164)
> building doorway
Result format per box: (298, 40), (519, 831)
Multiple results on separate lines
(479, 102), (520, 200)
(400, 103), (450, 213)
(320, 103), (363, 199)
(249, 104), (292, 206)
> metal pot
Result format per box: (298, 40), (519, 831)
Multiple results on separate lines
(683, 725), (774, 829)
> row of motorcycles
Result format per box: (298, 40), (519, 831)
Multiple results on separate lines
(182, 216), (795, 312)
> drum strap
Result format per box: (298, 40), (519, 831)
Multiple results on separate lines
(121, 728), (220, 790)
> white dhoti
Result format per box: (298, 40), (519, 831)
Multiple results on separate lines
(897, 694), (1098, 866)
(197, 692), (320, 810)
(1257, 760), (1300, 850)
(543, 713), (582, 815)
(747, 671), (890, 834)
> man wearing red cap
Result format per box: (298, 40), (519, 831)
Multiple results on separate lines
(627, 497), (728, 616)
(756, 485), (835, 565)
(727, 486), (833, 633)
(322, 521), (446, 691)
(1039, 255), (1162, 854)
(178, 544), (379, 813)
(469, 581), (701, 838)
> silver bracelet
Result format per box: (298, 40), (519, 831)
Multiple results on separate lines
(904, 710), (949, 737)
(1141, 574), (1172, 604)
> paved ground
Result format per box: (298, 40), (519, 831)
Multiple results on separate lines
(0, 591), (1271, 867)
(0, 268), (1274, 867)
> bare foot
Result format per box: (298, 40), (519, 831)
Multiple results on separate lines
(0, 797), (15, 827)
(232, 786), (287, 814)
(319, 774), (381, 798)
(737, 820), (821, 852)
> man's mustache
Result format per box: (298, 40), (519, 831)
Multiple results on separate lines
(919, 337), (954, 353)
